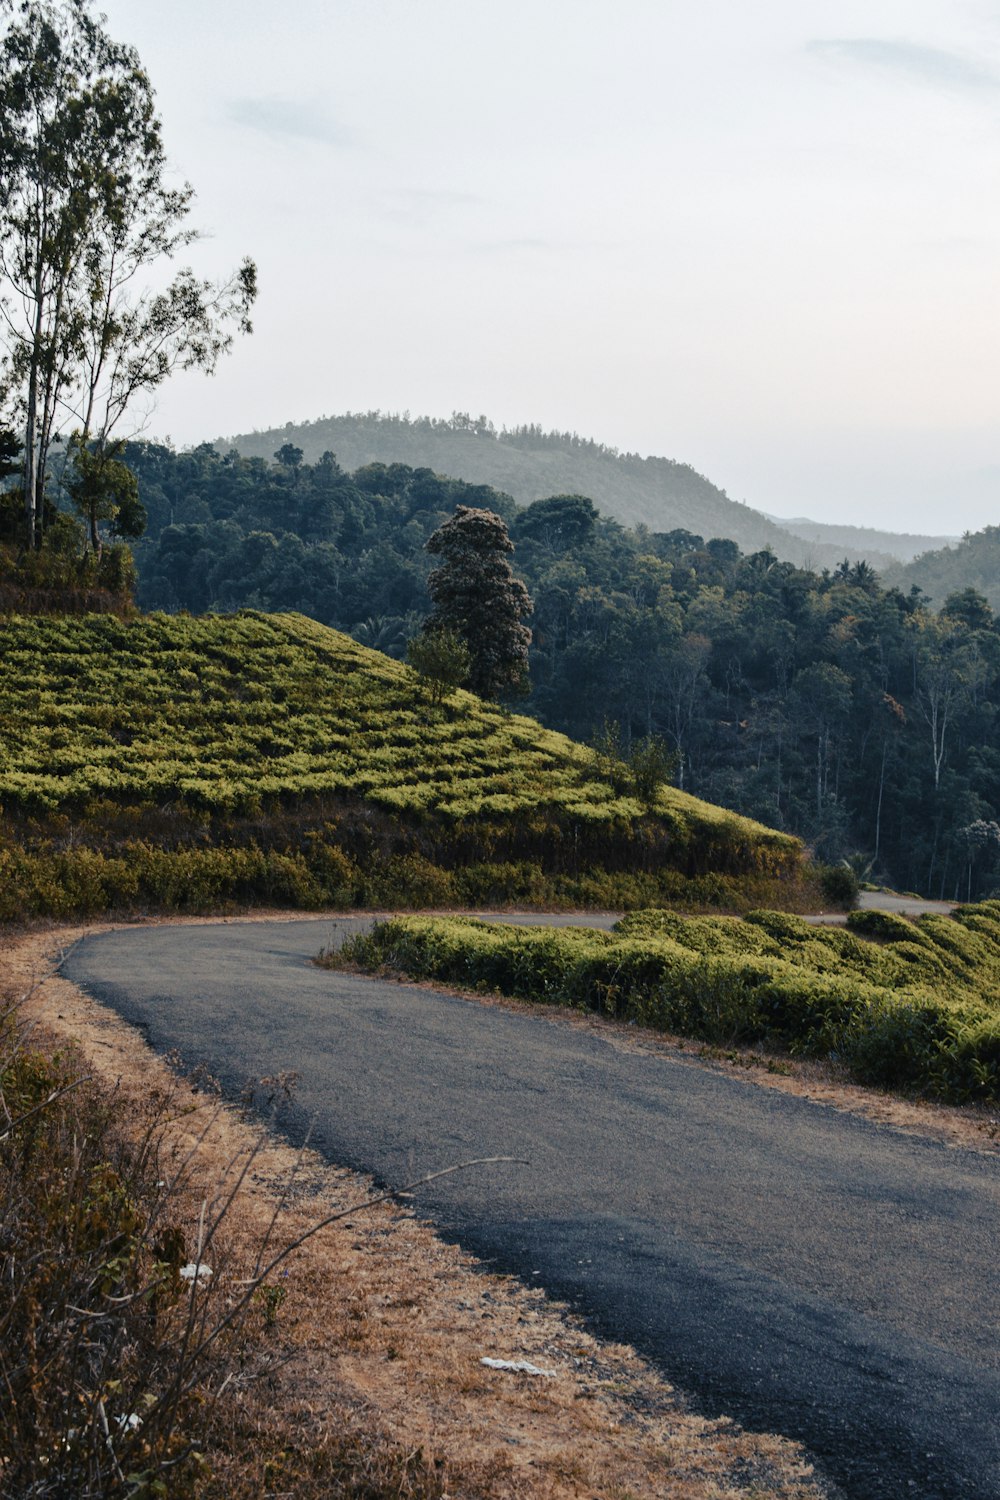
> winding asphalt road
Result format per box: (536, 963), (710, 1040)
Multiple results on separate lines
(65, 913), (999, 1500)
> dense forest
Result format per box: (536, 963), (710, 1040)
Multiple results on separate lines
(219, 411), (951, 571)
(125, 439), (1000, 902)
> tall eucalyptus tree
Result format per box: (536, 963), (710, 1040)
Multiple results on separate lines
(0, 0), (255, 547)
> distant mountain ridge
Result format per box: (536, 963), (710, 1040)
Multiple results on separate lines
(762, 514), (956, 565)
(217, 410), (943, 572)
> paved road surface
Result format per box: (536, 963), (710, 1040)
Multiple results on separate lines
(66, 915), (999, 1500)
(858, 892), (958, 916)
(804, 892), (957, 928)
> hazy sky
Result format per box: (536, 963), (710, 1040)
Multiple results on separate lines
(98, 0), (1000, 534)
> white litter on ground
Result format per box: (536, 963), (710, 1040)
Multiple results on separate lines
(480, 1357), (557, 1377)
(179, 1262), (213, 1283)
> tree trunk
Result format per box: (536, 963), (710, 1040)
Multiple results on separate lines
(23, 202), (49, 549)
(23, 381), (37, 546)
(816, 734), (823, 818)
(874, 740), (887, 862)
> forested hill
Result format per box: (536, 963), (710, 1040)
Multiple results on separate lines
(127, 441), (1000, 902)
(218, 411), (910, 571)
(887, 527), (1000, 612)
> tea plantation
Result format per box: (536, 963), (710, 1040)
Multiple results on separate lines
(0, 611), (812, 919)
(336, 903), (1000, 1102)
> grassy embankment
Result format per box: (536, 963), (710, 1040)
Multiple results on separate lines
(0, 610), (813, 920)
(0, 991), (428, 1499)
(331, 903), (1000, 1103)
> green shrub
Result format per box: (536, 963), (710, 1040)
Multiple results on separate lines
(330, 902), (1000, 1103)
(302, 835), (359, 906)
(455, 861), (551, 906)
(818, 863), (860, 908)
(365, 852), (457, 909)
(847, 908), (923, 943)
(630, 734), (677, 808)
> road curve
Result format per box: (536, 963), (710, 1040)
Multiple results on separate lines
(804, 892), (957, 927)
(65, 915), (999, 1500)
(857, 892), (958, 916)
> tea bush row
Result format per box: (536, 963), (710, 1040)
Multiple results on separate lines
(0, 837), (811, 923)
(335, 904), (1000, 1102)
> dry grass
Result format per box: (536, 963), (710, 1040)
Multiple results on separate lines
(2, 918), (841, 1499)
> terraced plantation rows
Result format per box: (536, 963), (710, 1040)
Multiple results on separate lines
(1, 611), (768, 828)
(0, 611), (812, 920)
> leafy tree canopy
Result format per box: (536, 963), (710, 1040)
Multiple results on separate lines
(115, 440), (1000, 901)
(425, 505), (533, 700)
(513, 494), (598, 551)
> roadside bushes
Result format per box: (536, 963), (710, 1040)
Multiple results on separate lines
(452, 860), (552, 907)
(0, 831), (823, 924)
(818, 863), (860, 908)
(0, 844), (333, 920)
(366, 852), (457, 909)
(330, 904), (1000, 1102)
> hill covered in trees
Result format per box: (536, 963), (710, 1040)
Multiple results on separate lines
(218, 411), (949, 571)
(887, 527), (1000, 612)
(122, 441), (1000, 902)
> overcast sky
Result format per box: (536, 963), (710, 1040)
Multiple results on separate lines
(99, 0), (1000, 535)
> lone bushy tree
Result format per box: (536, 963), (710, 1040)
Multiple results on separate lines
(425, 505), (532, 699)
(406, 626), (470, 707)
(64, 433), (145, 552)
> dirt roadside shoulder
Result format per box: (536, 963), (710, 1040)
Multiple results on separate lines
(4, 913), (835, 1500)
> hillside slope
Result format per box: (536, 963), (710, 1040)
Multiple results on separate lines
(764, 515), (955, 565)
(0, 611), (809, 918)
(220, 411), (901, 571)
(886, 526), (1000, 611)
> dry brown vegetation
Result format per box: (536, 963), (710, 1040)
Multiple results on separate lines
(0, 918), (837, 1500)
